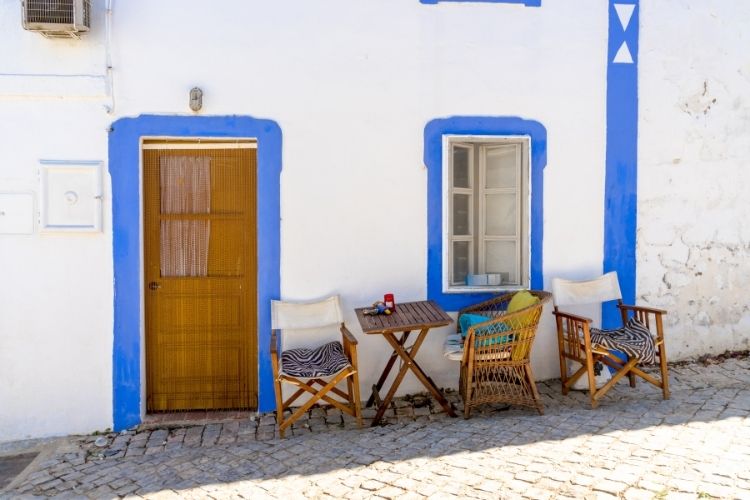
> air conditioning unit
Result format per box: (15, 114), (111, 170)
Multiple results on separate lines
(22, 0), (91, 39)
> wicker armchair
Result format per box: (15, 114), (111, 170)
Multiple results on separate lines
(458, 290), (552, 418)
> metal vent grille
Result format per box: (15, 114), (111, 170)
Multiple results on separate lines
(22, 0), (91, 37)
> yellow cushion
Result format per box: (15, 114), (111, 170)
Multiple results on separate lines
(507, 290), (539, 313)
(506, 291), (541, 361)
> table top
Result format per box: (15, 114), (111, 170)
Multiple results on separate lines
(354, 300), (453, 335)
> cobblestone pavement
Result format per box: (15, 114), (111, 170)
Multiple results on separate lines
(3, 358), (750, 499)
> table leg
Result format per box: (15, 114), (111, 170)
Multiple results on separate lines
(366, 330), (411, 408)
(383, 329), (457, 418)
(370, 330), (423, 426)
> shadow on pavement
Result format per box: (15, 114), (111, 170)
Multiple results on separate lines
(6, 358), (750, 498)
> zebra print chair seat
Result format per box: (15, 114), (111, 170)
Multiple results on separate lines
(552, 272), (670, 409)
(280, 341), (351, 377)
(271, 296), (363, 438)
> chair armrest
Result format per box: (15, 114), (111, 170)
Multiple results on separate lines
(552, 309), (593, 324)
(341, 324), (358, 346)
(618, 303), (667, 340)
(619, 304), (668, 316)
(270, 330), (279, 355)
(270, 330), (281, 376)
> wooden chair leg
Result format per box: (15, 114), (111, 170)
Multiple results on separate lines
(585, 353), (599, 409)
(560, 363), (570, 395)
(279, 371), (351, 435)
(525, 364), (544, 415)
(659, 345), (670, 400)
(628, 364), (637, 388)
(273, 377), (286, 438)
(351, 369), (363, 428)
(556, 324), (569, 396)
(463, 366), (473, 419)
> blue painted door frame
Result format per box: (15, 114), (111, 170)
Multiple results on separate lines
(109, 115), (281, 431)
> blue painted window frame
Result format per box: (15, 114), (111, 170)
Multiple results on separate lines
(425, 116), (547, 311)
(420, 0), (540, 5)
(109, 115), (281, 431)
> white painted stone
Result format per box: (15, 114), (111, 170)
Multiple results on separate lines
(663, 271), (691, 290)
(694, 311), (712, 327)
(639, 224), (676, 247)
(639, 1), (750, 362)
(681, 224), (717, 247)
(658, 241), (690, 265)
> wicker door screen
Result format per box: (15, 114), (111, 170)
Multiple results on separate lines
(144, 144), (257, 411)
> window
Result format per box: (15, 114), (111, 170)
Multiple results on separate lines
(445, 136), (530, 291)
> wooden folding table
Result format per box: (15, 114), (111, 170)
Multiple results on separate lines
(354, 300), (457, 426)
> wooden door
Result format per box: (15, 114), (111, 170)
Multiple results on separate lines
(144, 143), (257, 411)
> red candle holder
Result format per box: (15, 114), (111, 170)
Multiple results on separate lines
(384, 293), (396, 311)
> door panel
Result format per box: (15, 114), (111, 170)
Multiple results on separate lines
(144, 146), (257, 412)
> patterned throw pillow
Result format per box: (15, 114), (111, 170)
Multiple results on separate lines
(590, 317), (657, 364)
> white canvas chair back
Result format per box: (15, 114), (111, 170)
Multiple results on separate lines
(552, 272), (622, 329)
(271, 295), (344, 351)
(551, 272), (622, 307)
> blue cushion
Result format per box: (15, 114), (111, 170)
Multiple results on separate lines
(459, 313), (512, 347)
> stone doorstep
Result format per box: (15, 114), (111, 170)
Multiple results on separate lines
(138, 410), (258, 430)
(135, 391), (448, 432)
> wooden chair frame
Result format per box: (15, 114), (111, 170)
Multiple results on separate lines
(270, 323), (362, 437)
(553, 300), (670, 408)
(458, 290), (552, 418)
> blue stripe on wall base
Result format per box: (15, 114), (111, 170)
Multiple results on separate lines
(603, 1), (639, 328)
(109, 115), (281, 431)
(424, 116), (547, 312)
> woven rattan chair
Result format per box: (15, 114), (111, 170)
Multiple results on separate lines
(458, 290), (552, 418)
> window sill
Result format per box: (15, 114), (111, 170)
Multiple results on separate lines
(444, 286), (526, 294)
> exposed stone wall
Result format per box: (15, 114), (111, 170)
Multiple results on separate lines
(639, 2), (750, 359)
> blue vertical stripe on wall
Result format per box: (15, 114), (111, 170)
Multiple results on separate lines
(603, 1), (639, 327)
(109, 115), (281, 431)
(424, 116), (547, 312)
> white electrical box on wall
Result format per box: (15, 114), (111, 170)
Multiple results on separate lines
(40, 160), (103, 232)
(0, 192), (35, 234)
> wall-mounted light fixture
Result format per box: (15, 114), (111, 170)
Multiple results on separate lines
(189, 87), (203, 112)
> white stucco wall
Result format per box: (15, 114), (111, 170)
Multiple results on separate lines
(638, 1), (750, 359)
(1, 0), (610, 442)
(0, 2), (113, 442)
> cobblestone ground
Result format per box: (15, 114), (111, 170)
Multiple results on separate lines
(4, 358), (750, 499)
